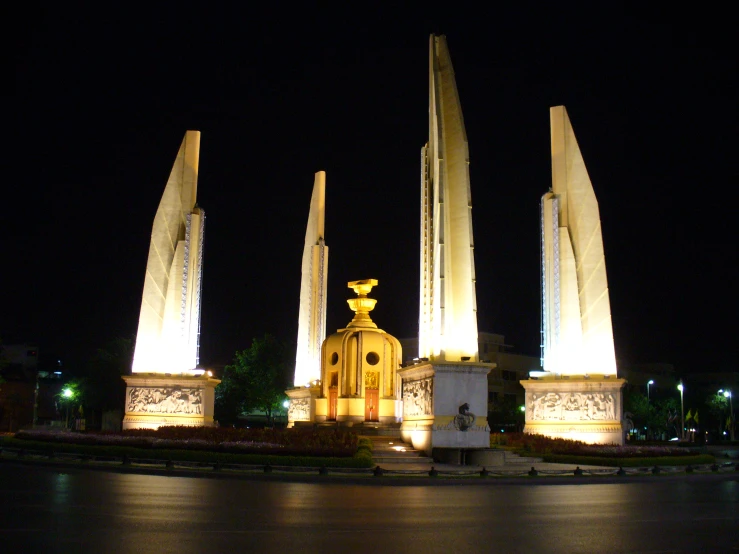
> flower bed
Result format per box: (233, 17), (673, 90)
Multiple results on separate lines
(14, 426), (360, 458)
(491, 433), (694, 458)
(2, 435), (374, 468)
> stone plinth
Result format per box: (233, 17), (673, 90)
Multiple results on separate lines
(122, 374), (220, 430)
(398, 361), (493, 456)
(286, 385), (321, 427)
(521, 376), (626, 445)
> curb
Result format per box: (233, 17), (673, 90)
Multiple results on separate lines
(3, 455), (737, 487)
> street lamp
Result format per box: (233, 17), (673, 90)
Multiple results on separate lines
(677, 382), (684, 440)
(647, 380), (654, 401)
(722, 390), (734, 441)
(62, 387), (74, 429)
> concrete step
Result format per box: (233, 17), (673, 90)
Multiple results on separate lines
(373, 456), (433, 464)
(354, 423), (402, 437)
(504, 451), (544, 464)
(366, 437), (434, 465)
(372, 448), (426, 458)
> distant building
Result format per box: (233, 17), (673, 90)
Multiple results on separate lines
(0, 344), (38, 431)
(618, 362), (678, 391)
(0, 344), (64, 431)
(1, 343), (39, 373)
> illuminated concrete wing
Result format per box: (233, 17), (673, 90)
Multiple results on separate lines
(293, 171), (328, 386)
(132, 131), (205, 374)
(419, 34), (478, 362)
(541, 107), (616, 376)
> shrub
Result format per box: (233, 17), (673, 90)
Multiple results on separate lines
(541, 453), (715, 467)
(490, 433), (698, 458)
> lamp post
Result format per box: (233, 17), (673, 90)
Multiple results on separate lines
(62, 387), (73, 429)
(33, 372), (40, 428)
(677, 382), (684, 441)
(723, 390), (734, 441)
(647, 380), (654, 402)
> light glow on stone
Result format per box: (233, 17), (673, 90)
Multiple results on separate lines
(418, 35), (479, 363)
(131, 131), (204, 375)
(540, 107), (617, 377)
(293, 172), (328, 387)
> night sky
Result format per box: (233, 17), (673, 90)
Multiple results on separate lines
(8, 6), (737, 376)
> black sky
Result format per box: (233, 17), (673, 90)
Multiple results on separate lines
(7, 5), (737, 375)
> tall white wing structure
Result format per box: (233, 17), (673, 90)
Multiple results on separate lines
(541, 107), (616, 376)
(293, 171), (328, 386)
(419, 34), (478, 362)
(132, 131), (205, 374)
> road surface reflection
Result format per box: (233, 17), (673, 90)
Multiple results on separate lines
(1, 465), (736, 553)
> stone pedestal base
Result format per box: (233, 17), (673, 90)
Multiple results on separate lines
(398, 362), (494, 456)
(521, 376), (626, 445)
(122, 374), (220, 430)
(286, 385), (321, 427)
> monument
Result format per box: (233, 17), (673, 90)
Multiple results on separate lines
(123, 130), (220, 430)
(311, 280), (403, 426)
(287, 171), (329, 426)
(520, 106), (625, 444)
(399, 35), (493, 457)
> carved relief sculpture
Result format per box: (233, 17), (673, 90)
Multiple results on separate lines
(528, 392), (617, 422)
(127, 387), (203, 415)
(365, 371), (379, 389)
(402, 378), (434, 417)
(454, 403), (476, 431)
(288, 398), (311, 421)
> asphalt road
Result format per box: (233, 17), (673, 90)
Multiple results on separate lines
(1, 464), (737, 553)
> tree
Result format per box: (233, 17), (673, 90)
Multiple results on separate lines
(624, 389), (662, 439)
(215, 334), (290, 427)
(488, 395), (524, 432)
(707, 392), (729, 436)
(83, 337), (132, 410)
(655, 397), (680, 440)
(0, 339), (7, 390)
(56, 379), (83, 428)
(69, 337), (132, 429)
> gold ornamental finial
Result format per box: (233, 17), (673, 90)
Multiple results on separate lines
(346, 279), (378, 328)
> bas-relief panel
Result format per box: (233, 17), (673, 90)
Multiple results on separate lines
(365, 372), (379, 389)
(288, 398), (310, 421)
(402, 377), (433, 417)
(127, 387), (203, 415)
(528, 392), (616, 421)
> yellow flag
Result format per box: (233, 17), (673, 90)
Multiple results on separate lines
(685, 409), (693, 422)
(694, 411), (699, 424)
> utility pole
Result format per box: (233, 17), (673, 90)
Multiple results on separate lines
(677, 382), (685, 441)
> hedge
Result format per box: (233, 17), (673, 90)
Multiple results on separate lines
(541, 453), (715, 467)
